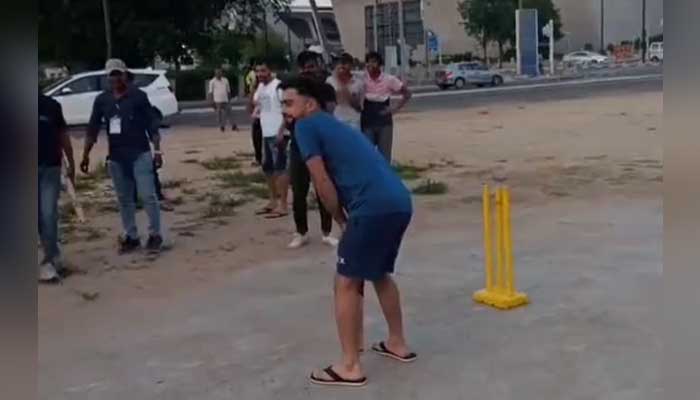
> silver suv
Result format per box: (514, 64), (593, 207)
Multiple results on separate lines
(435, 62), (504, 90)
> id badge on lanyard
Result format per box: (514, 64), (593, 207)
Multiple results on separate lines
(109, 104), (122, 135)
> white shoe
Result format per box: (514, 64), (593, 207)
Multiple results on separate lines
(321, 235), (339, 248)
(288, 234), (309, 249)
(38, 263), (59, 282)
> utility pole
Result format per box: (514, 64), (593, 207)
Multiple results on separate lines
(101, 0), (113, 59)
(600, 0), (605, 52)
(309, 0), (329, 65)
(641, 0), (647, 62)
(398, 0), (407, 81)
(373, 0), (380, 52)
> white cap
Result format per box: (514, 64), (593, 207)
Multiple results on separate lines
(105, 58), (128, 75)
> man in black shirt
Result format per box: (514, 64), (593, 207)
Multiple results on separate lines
(286, 51), (338, 249)
(80, 59), (164, 254)
(38, 93), (75, 282)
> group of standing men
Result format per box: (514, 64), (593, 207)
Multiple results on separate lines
(38, 58), (166, 282)
(247, 50), (412, 250)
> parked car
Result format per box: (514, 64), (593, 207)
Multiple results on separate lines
(43, 69), (179, 126)
(562, 51), (610, 65)
(435, 62), (504, 90)
(649, 42), (663, 62)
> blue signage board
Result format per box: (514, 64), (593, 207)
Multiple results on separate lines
(516, 9), (539, 77)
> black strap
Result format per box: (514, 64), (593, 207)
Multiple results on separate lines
(323, 367), (342, 382)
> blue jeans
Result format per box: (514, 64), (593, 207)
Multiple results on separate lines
(38, 166), (62, 263)
(109, 152), (161, 239)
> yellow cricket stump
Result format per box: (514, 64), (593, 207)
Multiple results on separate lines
(473, 185), (529, 310)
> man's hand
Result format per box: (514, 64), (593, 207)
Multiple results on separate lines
(80, 156), (90, 174)
(66, 164), (76, 185)
(153, 153), (164, 169)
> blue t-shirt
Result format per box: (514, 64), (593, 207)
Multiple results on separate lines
(295, 112), (412, 217)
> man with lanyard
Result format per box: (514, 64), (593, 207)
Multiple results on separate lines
(80, 59), (164, 254)
(280, 77), (416, 387)
(361, 52), (412, 162)
(326, 53), (364, 130)
(286, 50), (339, 249)
(38, 93), (75, 282)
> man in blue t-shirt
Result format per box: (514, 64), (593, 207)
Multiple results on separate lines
(280, 77), (417, 388)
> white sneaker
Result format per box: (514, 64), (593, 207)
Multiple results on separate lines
(288, 234), (309, 249)
(321, 235), (339, 248)
(38, 263), (59, 282)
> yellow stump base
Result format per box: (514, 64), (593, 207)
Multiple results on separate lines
(473, 185), (529, 310)
(473, 289), (529, 310)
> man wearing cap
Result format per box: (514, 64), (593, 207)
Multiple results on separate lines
(80, 59), (164, 254)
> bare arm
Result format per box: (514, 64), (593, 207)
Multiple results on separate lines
(306, 156), (347, 227)
(60, 128), (75, 182)
(390, 84), (412, 114)
(81, 98), (102, 172)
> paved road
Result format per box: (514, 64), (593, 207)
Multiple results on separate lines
(170, 73), (662, 129)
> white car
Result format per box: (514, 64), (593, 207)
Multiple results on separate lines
(649, 42), (663, 62)
(562, 51), (610, 65)
(43, 69), (179, 126)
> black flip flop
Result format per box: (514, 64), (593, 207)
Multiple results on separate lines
(309, 366), (367, 387)
(264, 212), (289, 219)
(255, 207), (275, 215)
(371, 342), (418, 363)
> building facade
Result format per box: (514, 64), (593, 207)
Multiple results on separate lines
(332, 0), (663, 60)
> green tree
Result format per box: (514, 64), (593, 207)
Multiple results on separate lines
(519, 0), (563, 42)
(458, 0), (515, 65)
(39, 0), (290, 70)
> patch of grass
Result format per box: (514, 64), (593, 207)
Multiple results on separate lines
(182, 187), (198, 195)
(185, 150), (202, 155)
(216, 171), (267, 188)
(235, 151), (256, 159)
(161, 179), (187, 189)
(59, 203), (75, 224)
(82, 227), (105, 242)
(169, 196), (185, 206)
(393, 162), (429, 181)
(96, 200), (120, 213)
(200, 156), (241, 171)
(242, 184), (270, 199)
(74, 177), (99, 193)
(182, 159), (199, 164)
(201, 193), (247, 218)
(412, 180), (449, 195)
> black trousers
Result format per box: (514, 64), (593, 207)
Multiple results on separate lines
(252, 119), (263, 164)
(289, 142), (332, 235)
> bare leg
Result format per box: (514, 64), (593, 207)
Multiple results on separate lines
(275, 174), (289, 214)
(372, 276), (411, 356)
(357, 283), (365, 351)
(265, 176), (278, 210)
(313, 274), (364, 380)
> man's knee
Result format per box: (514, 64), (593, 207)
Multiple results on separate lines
(335, 275), (363, 293)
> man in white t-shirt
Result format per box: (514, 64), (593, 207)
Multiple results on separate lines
(326, 53), (364, 130)
(253, 61), (289, 219)
(208, 69), (237, 132)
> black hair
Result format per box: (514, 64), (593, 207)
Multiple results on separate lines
(365, 51), (384, 66)
(279, 77), (324, 105)
(297, 50), (320, 68)
(339, 52), (354, 66)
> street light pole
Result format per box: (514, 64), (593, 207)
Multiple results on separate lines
(398, 0), (407, 81)
(373, 0), (380, 52)
(101, 0), (113, 59)
(309, 0), (329, 64)
(600, 0), (605, 52)
(641, 0), (647, 62)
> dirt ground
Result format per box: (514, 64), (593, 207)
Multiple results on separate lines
(38, 92), (663, 399)
(39, 90), (662, 334)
